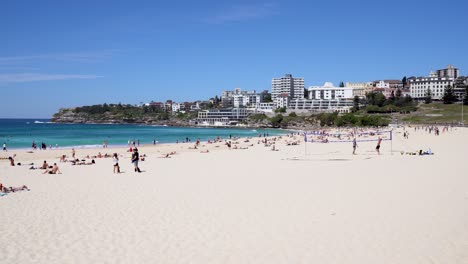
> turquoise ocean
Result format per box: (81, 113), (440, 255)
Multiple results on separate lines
(0, 119), (286, 149)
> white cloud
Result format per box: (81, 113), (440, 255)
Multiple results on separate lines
(0, 51), (114, 65)
(0, 73), (101, 83)
(203, 3), (279, 24)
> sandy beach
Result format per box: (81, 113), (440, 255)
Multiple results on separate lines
(1, 126), (467, 263)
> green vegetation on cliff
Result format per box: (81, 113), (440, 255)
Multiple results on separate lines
(73, 103), (169, 120)
(52, 103), (195, 124)
(248, 112), (390, 128)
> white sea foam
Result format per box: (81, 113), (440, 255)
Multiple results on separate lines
(34, 120), (52, 124)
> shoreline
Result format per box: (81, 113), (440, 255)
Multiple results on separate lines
(1, 121), (292, 150)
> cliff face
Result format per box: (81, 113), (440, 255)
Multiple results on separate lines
(51, 109), (89, 123)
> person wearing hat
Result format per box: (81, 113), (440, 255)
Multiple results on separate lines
(131, 148), (141, 173)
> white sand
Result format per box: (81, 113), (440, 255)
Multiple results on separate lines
(1, 127), (468, 263)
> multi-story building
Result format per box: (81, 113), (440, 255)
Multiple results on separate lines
(271, 74), (304, 102)
(436, 65), (459, 79)
(345, 82), (371, 98)
(245, 94), (261, 106)
(165, 100), (173, 112)
(308, 82), (354, 100)
(251, 102), (276, 113)
(454, 76), (468, 101)
(197, 108), (251, 125)
(409, 71), (454, 100)
(275, 94), (289, 108)
(222, 88), (262, 108)
(288, 98), (354, 113)
(221, 97), (234, 107)
(172, 103), (185, 112)
(374, 80), (404, 98)
(233, 94), (248, 108)
(287, 82), (354, 113)
(259, 90), (272, 102)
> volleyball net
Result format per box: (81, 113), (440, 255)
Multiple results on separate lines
(303, 129), (393, 144)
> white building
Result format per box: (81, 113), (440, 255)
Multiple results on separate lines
(245, 94), (261, 106)
(222, 88), (261, 107)
(274, 94), (289, 108)
(375, 80), (390, 89)
(409, 71), (454, 100)
(190, 102), (201, 111)
(233, 94), (248, 107)
(289, 98), (353, 113)
(271, 74), (304, 102)
(308, 82), (354, 100)
(252, 102), (276, 113)
(197, 108), (251, 125)
(172, 103), (186, 112)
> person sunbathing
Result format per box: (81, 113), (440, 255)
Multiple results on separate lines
(0, 183), (30, 193)
(419, 149), (434, 155)
(43, 163), (61, 174)
(200, 150), (209, 153)
(71, 159), (95, 165)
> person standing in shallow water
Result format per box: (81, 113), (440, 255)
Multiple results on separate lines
(131, 148), (141, 173)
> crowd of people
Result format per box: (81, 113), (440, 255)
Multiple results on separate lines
(2, 126), (453, 198)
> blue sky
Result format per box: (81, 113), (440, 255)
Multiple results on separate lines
(1, 0), (467, 118)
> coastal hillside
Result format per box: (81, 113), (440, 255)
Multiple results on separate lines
(52, 100), (465, 128)
(51, 103), (392, 128)
(51, 103), (196, 125)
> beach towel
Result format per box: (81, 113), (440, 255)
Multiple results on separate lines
(0, 192), (7, 196)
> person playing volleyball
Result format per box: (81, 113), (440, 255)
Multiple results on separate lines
(376, 137), (382, 155)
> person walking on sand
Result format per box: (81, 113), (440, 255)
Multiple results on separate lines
(113, 153), (120, 173)
(376, 137), (382, 155)
(352, 138), (358, 155)
(71, 148), (76, 159)
(131, 148), (141, 173)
